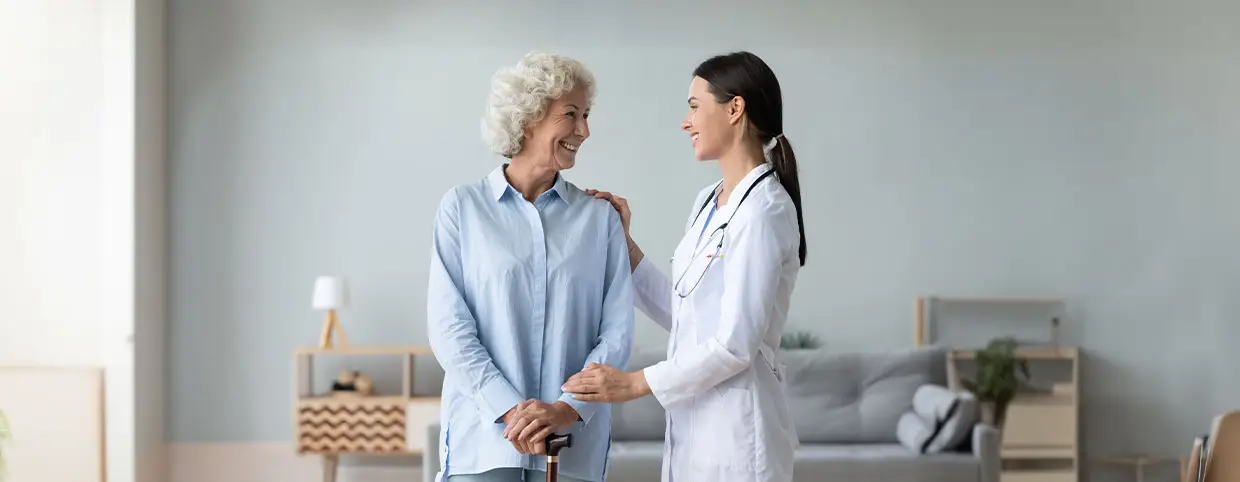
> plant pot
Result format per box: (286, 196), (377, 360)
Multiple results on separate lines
(979, 401), (996, 426)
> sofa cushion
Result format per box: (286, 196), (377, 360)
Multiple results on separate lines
(781, 346), (947, 443)
(911, 384), (978, 453)
(607, 441), (982, 482)
(609, 350), (668, 441)
(794, 443), (981, 482)
(605, 442), (666, 482)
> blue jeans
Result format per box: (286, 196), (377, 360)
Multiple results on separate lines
(446, 468), (590, 482)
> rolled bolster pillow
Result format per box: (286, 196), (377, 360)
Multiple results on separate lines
(913, 384), (961, 420)
(898, 384), (979, 454)
(896, 411), (934, 453)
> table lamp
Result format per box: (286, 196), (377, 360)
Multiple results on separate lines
(312, 276), (349, 348)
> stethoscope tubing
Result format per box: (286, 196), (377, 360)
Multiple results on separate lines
(672, 169), (776, 298)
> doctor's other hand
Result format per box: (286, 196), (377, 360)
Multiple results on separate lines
(585, 189), (631, 238)
(562, 362), (652, 403)
(502, 399), (579, 455)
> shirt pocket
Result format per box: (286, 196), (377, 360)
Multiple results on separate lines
(548, 224), (605, 294)
(463, 222), (529, 285)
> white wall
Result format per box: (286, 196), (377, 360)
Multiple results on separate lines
(0, 0), (106, 368)
(168, 2), (1238, 482)
(0, 1), (166, 481)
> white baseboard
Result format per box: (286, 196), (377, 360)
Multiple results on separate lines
(168, 443), (425, 482)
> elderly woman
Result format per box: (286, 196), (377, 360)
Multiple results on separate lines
(426, 52), (634, 482)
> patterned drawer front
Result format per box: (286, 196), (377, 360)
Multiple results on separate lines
(298, 400), (407, 453)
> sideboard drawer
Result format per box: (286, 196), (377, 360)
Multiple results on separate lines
(1003, 398), (1074, 447)
(297, 397), (407, 454)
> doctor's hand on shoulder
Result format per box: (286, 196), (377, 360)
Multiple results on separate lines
(587, 189), (645, 269)
(562, 362), (651, 403)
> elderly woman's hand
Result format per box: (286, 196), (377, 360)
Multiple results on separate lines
(502, 400), (579, 455)
(562, 363), (652, 403)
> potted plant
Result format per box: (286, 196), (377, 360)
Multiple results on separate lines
(779, 331), (821, 350)
(961, 337), (1031, 428)
(0, 408), (10, 482)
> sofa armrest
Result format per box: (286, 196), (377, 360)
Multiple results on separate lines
(972, 423), (1001, 482)
(424, 421), (441, 482)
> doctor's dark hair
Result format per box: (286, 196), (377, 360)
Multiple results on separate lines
(693, 51), (807, 266)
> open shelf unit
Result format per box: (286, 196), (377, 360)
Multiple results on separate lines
(915, 295), (1081, 482)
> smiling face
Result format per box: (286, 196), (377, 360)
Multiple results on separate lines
(682, 76), (742, 161)
(523, 84), (591, 170)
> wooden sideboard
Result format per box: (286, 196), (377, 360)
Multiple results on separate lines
(950, 346), (1081, 482)
(292, 346), (440, 482)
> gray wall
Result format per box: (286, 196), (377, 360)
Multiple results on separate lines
(169, 0), (1240, 477)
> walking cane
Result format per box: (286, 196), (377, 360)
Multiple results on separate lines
(544, 433), (572, 482)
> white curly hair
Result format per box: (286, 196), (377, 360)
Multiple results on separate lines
(481, 51), (597, 158)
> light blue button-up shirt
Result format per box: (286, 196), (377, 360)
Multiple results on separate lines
(427, 165), (634, 482)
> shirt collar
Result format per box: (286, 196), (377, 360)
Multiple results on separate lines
(487, 164), (572, 205)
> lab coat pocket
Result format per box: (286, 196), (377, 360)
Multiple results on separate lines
(694, 383), (756, 473)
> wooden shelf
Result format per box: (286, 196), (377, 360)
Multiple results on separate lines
(1004, 447), (1077, 459)
(925, 295), (1066, 304)
(1001, 469), (1076, 482)
(947, 346), (1076, 359)
(297, 395), (440, 405)
(294, 345), (434, 356)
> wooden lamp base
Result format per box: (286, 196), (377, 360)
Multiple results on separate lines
(318, 309), (348, 349)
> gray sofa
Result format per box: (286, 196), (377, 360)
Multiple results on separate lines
(425, 346), (1000, 482)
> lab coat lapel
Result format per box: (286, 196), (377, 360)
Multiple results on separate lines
(672, 183), (718, 277)
(714, 163), (774, 221)
(673, 163), (775, 280)
(672, 205), (709, 281)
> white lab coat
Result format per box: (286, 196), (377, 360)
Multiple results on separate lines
(635, 163), (801, 482)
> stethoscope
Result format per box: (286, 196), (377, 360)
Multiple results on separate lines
(672, 168), (776, 298)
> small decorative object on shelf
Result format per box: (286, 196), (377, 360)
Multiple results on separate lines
(330, 369), (374, 397)
(311, 276), (350, 348)
(0, 408), (11, 482)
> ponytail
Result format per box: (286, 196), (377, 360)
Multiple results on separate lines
(770, 135), (807, 266)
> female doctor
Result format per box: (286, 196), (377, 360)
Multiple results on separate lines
(562, 51), (806, 482)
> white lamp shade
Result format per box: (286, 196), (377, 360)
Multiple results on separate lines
(311, 276), (349, 310)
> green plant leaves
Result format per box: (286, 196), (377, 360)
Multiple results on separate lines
(779, 331), (821, 350)
(0, 408), (9, 481)
(963, 337), (1032, 410)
